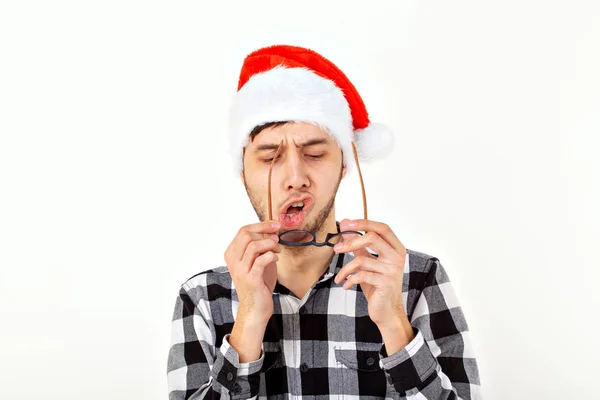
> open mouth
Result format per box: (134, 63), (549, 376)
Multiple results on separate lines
(279, 198), (313, 230)
(284, 201), (305, 217)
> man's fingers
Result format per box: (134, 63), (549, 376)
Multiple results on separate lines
(226, 220), (281, 263)
(334, 255), (389, 284)
(334, 231), (394, 261)
(339, 219), (405, 254)
(240, 238), (280, 271)
(250, 251), (279, 277)
(342, 270), (382, 290)
(244, 220), (281, 234)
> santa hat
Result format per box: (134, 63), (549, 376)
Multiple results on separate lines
(228, 44), (394, 174)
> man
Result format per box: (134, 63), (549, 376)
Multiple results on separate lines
(167, 45), (481, 399)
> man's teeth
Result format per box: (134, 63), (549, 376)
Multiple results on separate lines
(285, 201), (304, 218)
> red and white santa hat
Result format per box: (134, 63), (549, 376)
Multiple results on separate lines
(228, 45), (394, 174)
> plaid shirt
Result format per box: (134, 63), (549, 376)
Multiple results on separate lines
(167, 248), (482, 399)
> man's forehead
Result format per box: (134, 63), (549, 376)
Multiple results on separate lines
(250, 123), (333, 149)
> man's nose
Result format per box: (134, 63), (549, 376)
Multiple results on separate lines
(281, 152), (310, 189)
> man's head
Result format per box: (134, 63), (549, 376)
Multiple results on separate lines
(241, 121), (346, 237)
(228, 45), (395, 236)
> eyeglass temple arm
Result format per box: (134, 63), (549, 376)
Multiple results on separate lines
(351, 142), (368, 220)
(268, 140), (285, 221)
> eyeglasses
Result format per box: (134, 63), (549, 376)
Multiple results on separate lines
(267, 139), (369, 248)
(277, 225), (363, 248)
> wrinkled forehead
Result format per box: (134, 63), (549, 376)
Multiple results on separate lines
(247, 122), (339, 150)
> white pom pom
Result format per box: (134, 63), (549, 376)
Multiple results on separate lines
(353, 123), (395, 162)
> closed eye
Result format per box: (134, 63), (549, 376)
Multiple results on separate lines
(262, 154), (324, 163)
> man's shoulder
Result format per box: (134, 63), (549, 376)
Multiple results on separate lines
(405, 248), (456, 291)
(179, 266), (234, 300)
(406, 248), (440, 274)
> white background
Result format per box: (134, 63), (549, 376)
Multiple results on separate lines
(1, 1), (599, 399)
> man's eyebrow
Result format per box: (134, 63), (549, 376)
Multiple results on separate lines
(254, 138), (329, 152)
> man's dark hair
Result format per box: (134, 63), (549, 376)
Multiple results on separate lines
(248, 121), (290, 142)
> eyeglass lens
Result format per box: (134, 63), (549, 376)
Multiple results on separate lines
(279, 231), (361, 246)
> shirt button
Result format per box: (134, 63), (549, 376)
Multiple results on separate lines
(300, 362), (309, 372)
(366, 357), (375, 366)
(226, 372), (234, 381)
(299, 307), (307, 315)
(233, 383), (241, 393)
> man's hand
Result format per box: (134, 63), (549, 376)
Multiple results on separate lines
(333, 218), (414, 355)
(224, 220), (281, 361)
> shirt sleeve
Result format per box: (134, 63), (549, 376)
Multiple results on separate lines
(167, 285), (265, 400)
(378, 258), (482, 399)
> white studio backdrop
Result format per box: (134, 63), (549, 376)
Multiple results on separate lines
(0, 1), (599, 399)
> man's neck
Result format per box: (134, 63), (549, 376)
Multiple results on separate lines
(276, 217), (338, 299)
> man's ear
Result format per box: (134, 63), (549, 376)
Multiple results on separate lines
(240, 149), (247, 185)
(341, 163), (347, 179)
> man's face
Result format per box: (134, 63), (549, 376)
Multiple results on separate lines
(242, 122), (346, 235)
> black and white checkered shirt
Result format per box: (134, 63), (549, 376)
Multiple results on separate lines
(167, 248), (482, 399)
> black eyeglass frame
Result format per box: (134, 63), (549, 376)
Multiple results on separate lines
(278, 229), (363, 247)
